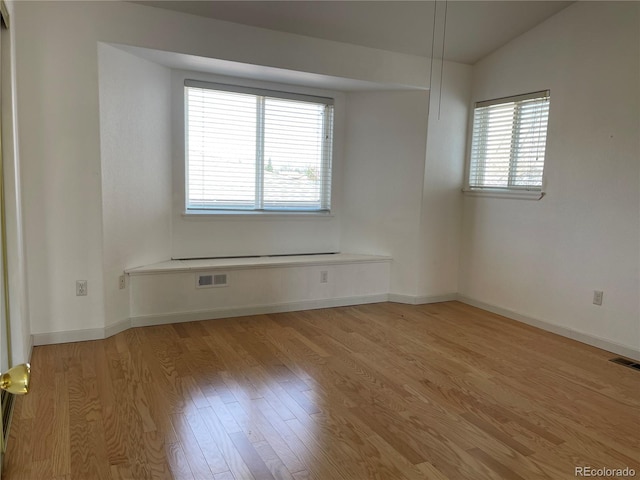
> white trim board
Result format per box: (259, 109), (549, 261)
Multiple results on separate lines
(31, 292), (454, 345)
(31, 293), (640, 362)
(457, 295), (640, 362)
(131, 294), (388, 328)
(31, 294), (388, 345)
(126, 253), (392, 276)
(105, 317), (133, 338)
(32, 327), (105, 346)
(388, 293), (457, 305)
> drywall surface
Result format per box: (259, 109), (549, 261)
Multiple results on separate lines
(340, 90), (429, 295)
(15, 3), (106, 335)
(460, 2), (640, 352)
(98, 44), (172, 328)
(418, 61), (472, 297)
(13, 0), (429, 336)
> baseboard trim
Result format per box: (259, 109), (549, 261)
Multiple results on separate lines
(32, 327), (105, 346)
(457, 295), (640, 361)
(131, 294), (389, 328)
(30, 294), (640, 361)
(105, 318), (132, 338)
(388, 293), (457, 305)
(31, 294), (389, 345)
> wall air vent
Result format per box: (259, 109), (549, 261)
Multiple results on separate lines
(213, 274), (227, 286)
(196, 272), (228, 289)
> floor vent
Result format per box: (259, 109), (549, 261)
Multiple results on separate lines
(609, 357), (640, 371)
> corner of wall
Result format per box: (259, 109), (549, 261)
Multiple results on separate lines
(98, 44), (173, 329)
(417, 60), (472, 298)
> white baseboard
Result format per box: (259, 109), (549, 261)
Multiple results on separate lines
(105, 317), (132, 338)
(30, 293), (640, 362)
(32, 327), (105, 346)
(31, 294), (388, 345)
(457, 295), (640, 361)
(388, 293), (457, 305)
(131, 294), (388, 328)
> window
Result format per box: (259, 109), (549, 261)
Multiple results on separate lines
(185, 80), (334, 212)
(466, 90), (550, 196)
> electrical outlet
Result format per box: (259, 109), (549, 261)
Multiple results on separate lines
(593, 290), (603, 306)
(119, 275), (126, 290)
(320, 271), (328, 284)
(76, 280), (88, 296)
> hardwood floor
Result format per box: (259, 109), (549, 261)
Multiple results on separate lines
(3, 301), (639, 479)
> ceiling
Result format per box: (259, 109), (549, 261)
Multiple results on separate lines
(134, 1), (572, 64)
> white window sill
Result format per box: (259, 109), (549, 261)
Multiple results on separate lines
(462, 188), (545, 200)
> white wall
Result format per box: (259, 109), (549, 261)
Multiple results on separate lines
(460, 2), (640, 353)
(340, 63), (472, 300)
(340, 90), (429, 295)
(417, 60), (472, 298)
(13, 1), (432, 337)
(15, 2), (106, 336)
(98, 44), (173, 328)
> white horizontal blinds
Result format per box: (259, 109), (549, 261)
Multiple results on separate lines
(185, 81), (333, 211)
(186, 87), (257, 209)
(469, 90), (550, 191)
(263, 98), (331, 210)
(513, 98), (549, 187)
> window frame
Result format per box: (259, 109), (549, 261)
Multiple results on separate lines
(463, 90), (550, 200)
(184, 79), (335, 214)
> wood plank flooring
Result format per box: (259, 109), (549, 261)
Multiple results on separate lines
(3, 301), (639, 479)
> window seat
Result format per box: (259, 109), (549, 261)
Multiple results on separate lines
(126, 253), (391, 276)
(125, 253), (392, 325)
